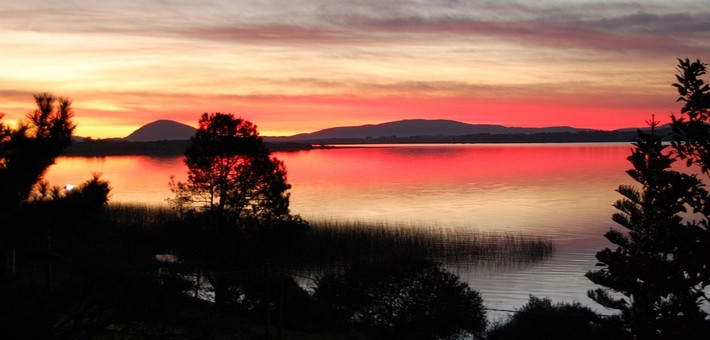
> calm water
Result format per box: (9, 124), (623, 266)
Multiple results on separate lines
(45, 143), (635, 319)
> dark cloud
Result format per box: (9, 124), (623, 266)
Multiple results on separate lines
(175, 5), (710, 57)
(590, 12), (710, 35)
(2, 1), (707, 57)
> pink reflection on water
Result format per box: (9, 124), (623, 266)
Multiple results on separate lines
(276, 144), (632, 238)
(279, 144), (630, 189)
(44, 155), (187, 204)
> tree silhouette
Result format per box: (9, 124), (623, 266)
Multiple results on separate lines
(170, 113), (292, 226)
(1, 93), (76, 289)
(170, 112), (306, 308)
(671, 58), (710, 173)
(586, 59), (710, 339)
(0, 93), (75, 208)
(670, 59), (710, 299)
(586, 120), (708, 338)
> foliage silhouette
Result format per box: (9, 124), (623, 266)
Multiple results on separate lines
(1, 178), (187, 338)
(586, 59), (710, 339)
(314, 258), (487, 340)
(669, 59), (710, 310)
(586, 122), (708, 338)
(671, 58), (710, 173)
(31, 173), (112, 212)
(170, 112), (296, 226)
(0, 93), (75, 208)
(1, 93), (77, 305)
(169, 112), (307, 309)
(487, 296), (628, 340)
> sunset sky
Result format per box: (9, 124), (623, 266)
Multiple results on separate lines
(1, 0), (709, 138)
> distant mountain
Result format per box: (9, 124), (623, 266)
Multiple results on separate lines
(67, 119), (312, 156)
(268, 119), (595, 142)
(80, 118), (660, 147)
(124, 120), (196, 142)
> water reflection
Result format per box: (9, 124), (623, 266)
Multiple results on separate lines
(280, 144), (631, 238)
(45, 155), (187, 205)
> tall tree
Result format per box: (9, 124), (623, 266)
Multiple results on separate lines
(171, 112), (291, 226)
(170, 112), (304, 308)
(668, 57), (710, 336)
(670, 59), (710, 290)
(587, 59), (710, 339)
(0, 93), (75, 208)
(671, 58), (710, 174)
(586, 120), (708, 338)
(1, 93), (76, 298)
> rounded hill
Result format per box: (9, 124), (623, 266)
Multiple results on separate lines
(125, 120), (196, 142)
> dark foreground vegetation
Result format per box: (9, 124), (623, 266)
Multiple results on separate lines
(1, 202), (553, 339)
(3, 59), (710, 339)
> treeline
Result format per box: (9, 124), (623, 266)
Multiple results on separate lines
(284, 129), (660, 145)
(65, 139), (312, 156)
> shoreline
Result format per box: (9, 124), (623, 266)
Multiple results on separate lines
(65, 135), (641, 157)
(65, 139), (314, 156)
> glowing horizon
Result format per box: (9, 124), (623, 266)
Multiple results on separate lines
(1, 0), (708, 138)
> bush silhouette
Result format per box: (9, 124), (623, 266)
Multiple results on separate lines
(487, 296), (627, 340)
(315, 258), (487, 339)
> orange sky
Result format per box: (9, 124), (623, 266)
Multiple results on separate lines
(1, 0), (709, 138)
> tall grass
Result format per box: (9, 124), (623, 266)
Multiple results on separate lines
(287, 219), (555, 271)
(101, 204), (555, 270)
(100, 203), (180, 229)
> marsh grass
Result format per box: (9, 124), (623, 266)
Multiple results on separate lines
(99, 203), (181, 230)
(99, 204), (554, 270)
(287, 219), (555, 271)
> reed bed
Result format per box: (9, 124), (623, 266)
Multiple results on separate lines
(101, 203), (181, 229)
(100, 204), (555, 270)
(288, 219), (555, 271)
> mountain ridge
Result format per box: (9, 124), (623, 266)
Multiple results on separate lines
(78, 118), (663, 143)
(267, 119), (603, 142)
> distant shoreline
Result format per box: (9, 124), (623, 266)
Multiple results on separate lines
(269, 129), (645, 146)
(64, 131), (646, 156)
(65, 139), (314, 156)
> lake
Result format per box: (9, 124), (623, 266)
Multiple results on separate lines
(45, 143), (636, 320)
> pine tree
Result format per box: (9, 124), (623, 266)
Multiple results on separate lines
(586, 118), (709, 338)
